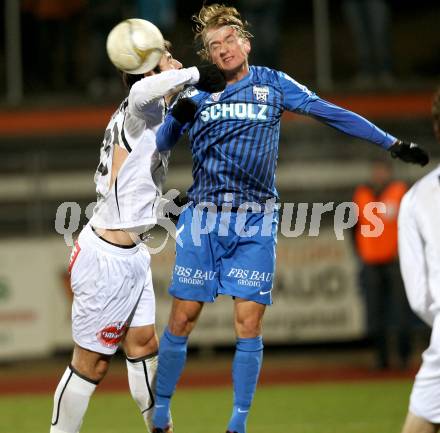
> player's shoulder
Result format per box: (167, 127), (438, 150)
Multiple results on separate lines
(403, 165), (440, 205)
(107, 97), (127, 123)
(115, 97), (128, 113)
(250, 66), (283, 86)
(410, 165), (440, 192)
(250, 65), (278, 78)
(251, 66), (313, 97)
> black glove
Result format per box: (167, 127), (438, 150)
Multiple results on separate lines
(389, 140), (429, 166)
(171, 98), (197, 124)
(196, 64), (226, 93)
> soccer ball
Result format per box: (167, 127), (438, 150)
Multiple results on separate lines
(106, 19), (165, 74)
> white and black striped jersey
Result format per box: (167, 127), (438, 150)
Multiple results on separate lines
(89, 67), (199, 233)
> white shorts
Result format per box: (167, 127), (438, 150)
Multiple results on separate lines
(409, 314), (440, 423)
(69, 224), (155, 355)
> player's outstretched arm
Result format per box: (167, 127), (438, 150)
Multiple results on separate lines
(128, 64), (225, 118)
(304, 98), (430, 165)
(129, 67), (200, 117)
(277, 72), (429, 165)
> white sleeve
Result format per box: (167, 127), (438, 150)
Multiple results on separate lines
(128, 67), (200, 118)
(398, 191), (434, 326)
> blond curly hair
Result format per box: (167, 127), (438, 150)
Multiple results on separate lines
(192, 3), (253, 60)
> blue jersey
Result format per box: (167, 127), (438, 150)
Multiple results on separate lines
(157, 66), (396, 207)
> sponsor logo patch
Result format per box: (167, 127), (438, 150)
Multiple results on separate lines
(97, 321), (128, 348)
(174, 265), (217, 286)
(226, 268), (274, 288)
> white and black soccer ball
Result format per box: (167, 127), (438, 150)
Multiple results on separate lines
(106, 18), (165, 74)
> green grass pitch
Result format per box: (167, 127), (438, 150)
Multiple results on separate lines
(0, 381), (411, 433)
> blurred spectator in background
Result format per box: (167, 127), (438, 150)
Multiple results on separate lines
(342, 0), (394, 88)
(22, 0), (86, 92)
(239, 0), (283, 68)
(21, 0), (39, 92)
(135, 0), (176, 35)
(86, 0), (125, 98)
(397, 88), (440, 433)
(352, 159), (412, 370)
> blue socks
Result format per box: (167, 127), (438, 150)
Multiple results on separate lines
(227, 336), (264, 433)
(153, 327), (188, 429)
(153, 330), (263, 433)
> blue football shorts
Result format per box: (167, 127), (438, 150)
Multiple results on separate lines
(169, 204), (279, 305)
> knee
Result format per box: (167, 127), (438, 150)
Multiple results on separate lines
(142, 332), (159, 354)
(124, 327), (158, 359)
(90, 359), (110, 382)
(127, 338), (158, 360)
(71, 357), (110, 383)
(235, 315), (262, 338)
(168, 311), (197, 336)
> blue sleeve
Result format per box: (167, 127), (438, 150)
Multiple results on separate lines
(277, 71), (396, 149)
(277, 71), (319, 112)
(156, 113), (186, 151)
(304, 98), (397, 149)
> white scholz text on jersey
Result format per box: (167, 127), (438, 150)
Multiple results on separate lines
(200, 103), (268, 122)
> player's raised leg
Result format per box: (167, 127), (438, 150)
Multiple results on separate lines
(152, 298), (204, 431)
(50, 345), (111, 433)
(227, 298), (265, 433)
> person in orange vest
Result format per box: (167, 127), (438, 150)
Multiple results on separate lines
(353, 159), (413, 370)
